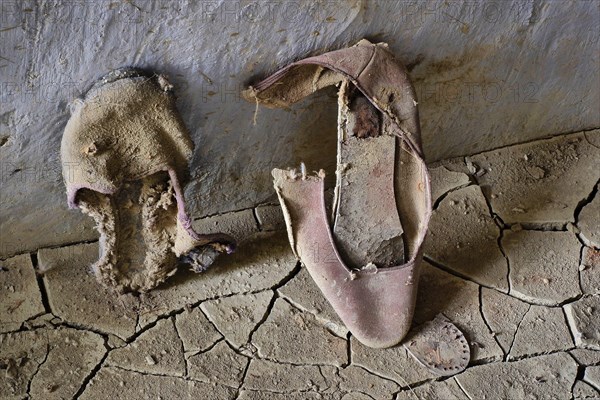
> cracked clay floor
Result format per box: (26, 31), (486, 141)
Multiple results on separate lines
(1, 129), (599, 400)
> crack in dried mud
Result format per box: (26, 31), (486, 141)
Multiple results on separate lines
(478, 286), (506, 359)
(73, 338), (110, 399)
(25, 331), (50, 397)
(29, 253), (49, 306)
(172, 317), (188, 376)
(506, 304), (531, 357)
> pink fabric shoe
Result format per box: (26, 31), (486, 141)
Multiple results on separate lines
(244, 40), (432, 348)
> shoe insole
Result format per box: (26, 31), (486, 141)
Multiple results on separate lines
(78, 172), (179, 292)
(332, 81), (405, 269)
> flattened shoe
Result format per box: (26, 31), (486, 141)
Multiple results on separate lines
(244, 40), (432, 348)
(61, 68), (235, 293)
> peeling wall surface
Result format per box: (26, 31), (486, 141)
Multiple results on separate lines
(1, 0), (598, 257)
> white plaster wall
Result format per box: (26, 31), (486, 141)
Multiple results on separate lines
(1, 0), (598, 256)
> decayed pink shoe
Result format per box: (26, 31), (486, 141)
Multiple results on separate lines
(244, 40), (432, 348)
(61, 68), (235, 293)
